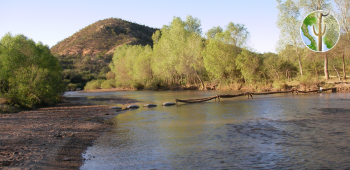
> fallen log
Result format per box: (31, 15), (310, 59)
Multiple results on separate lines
(218, 93), (246, 98)
(176, 96), (217, 103)
(174, 88), (336, 104)
(250, 90), (294, 95)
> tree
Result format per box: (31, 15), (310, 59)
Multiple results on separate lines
(133, 45), (154, 86)
(202, 39), (241, 82)
(184, 15), (202, 35)
(276, 0), (304, 77)
(110, 44), (146, 86)
(214, 22), (250, 47)
(236, 49), (262, 84)
(0, 33), (65, 108)
(334, 0), (350, 42)
(262, 53), (281, 81)
(202, 22), (249, 83)
(332, 35), (349, 80)
(299, 0), (332, 15)
(152, 16), (205, 88)
(205, 26), (223, 39)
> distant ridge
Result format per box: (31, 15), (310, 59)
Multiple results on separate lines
(50, 18), (158, 57)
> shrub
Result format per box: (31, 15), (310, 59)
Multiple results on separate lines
(101, 80), (116, 89)
(0, 34), (65, 108)
(84, 80), (103, 90)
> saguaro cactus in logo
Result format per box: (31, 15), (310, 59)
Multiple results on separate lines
(300, 10), (340, 52)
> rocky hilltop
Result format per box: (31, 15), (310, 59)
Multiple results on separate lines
(51, 18), (158, 57)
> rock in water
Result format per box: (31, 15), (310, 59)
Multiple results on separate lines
(126, 105), (139, 109)
(162, 102), (175, 106)
(143, 104), (157, 107)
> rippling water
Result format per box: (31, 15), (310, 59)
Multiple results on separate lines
(65, 91), (350, 169)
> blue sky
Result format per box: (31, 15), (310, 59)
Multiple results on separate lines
(0, 0), (280, 53)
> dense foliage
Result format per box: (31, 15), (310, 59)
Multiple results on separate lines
(88, 11), (349, 91)
(0, 34), (65, 108)
(97, 16), (300, 91)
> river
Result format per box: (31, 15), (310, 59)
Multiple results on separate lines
(65, 91), (350, 169)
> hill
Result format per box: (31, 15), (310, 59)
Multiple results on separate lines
(50, 18), (158, 90)
(51, 18), (158, 56)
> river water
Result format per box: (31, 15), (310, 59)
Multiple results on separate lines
(65, 91), (350, 169)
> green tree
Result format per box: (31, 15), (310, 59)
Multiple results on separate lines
(205, 26), (223, 39)
(215, 22), (250, 47)
(184, 15), (202, 35)
(236, 49), (262, 84)
(202, 39), (241, 82)
(152, 16), (205, 88)
(133, 45), (154, 86)
(0, 33), (65, 108)
(203, 22), (249, 83)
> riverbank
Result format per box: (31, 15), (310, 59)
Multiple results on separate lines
(82, 87), (136, 92)
(79, 80), (350, 93)
(0, 97), (136, 169)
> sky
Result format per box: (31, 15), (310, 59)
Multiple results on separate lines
(0, 0), (280, 53)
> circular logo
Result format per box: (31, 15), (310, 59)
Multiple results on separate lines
(300, 10), (340, 52)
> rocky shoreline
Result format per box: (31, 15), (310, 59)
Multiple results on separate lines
(0, 97), (134, 169)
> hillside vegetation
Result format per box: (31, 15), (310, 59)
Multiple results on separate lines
(51, 18), (157, 56)
(50, 18), (158, 89)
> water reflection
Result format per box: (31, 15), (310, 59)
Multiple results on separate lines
(76, 91), (350, 169)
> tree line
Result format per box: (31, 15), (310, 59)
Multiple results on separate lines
(87, 0), (350, 91)
(86, 16), (297, 91)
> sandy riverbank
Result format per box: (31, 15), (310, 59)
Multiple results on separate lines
(0, 97), (136, 169)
